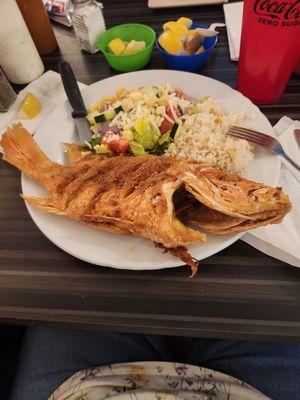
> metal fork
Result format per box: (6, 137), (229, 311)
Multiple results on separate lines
(228, 126), (300, 172)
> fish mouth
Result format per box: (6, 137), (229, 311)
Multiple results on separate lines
(162, 180), (207, 246)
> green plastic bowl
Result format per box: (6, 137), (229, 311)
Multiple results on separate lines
(98, 23), (155, 72)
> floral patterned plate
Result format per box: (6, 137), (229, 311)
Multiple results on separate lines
(49, 361), (270, 400)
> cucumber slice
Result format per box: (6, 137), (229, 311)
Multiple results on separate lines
(114, 105), (123, 114)
(86, 111), (101, 125)
(94, 113), (106, 123)
(103, 107), (116, 121)
(170, 123), (180, 139)
(94, 106), (124, 123)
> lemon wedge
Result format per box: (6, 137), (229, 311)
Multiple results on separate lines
(163, 21), (188, 37)
(18, 93), (41, 119)
(177, 17), (193, 29)
(158, 30), (184, 55)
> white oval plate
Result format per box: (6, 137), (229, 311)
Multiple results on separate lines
(22, 70), (280, 271)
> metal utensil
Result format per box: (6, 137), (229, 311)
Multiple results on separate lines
(228, 126), (300, 172)
(59, 61), (91, 143)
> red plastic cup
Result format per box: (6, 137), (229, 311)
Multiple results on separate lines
(237, 0), (300, 104)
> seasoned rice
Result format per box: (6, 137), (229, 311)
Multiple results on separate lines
(165, 97), (253, 174)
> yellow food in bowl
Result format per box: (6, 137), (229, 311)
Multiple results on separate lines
(107, 38), (146, 55)
(158, 17), (209, 56)
(158, 30), (184, 55)
(107, 38), (126, 55)
(177, 17), (193, 28)
(163, 21), (188, 37)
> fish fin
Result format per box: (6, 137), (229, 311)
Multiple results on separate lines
(21, 195), (66, 216)
(0, 124), (52, 177)
(63, 143), (91, 163)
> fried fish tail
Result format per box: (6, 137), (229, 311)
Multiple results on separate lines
(1, 124), (48, 175)
(0, 124), (63, 190)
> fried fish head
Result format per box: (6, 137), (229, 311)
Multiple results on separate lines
(182, 166), (292, 221)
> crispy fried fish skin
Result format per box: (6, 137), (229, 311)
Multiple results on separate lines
(0, 124), (292, 274)
(0, 124), (205, 250)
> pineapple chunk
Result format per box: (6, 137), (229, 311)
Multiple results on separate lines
(108, 38), (126, 55)
(124, 40), (146, 55)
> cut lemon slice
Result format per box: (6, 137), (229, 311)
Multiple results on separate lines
(163, 21), (188, 37)
(177, 17), (193, 29)
(18, 93), (41, 119)
(158, 30), (184, 55)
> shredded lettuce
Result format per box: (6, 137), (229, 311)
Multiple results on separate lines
(132, 117), (160, 150)
(188, 106), (199, 115)
(84, 137), (102, 149)
(158, 131), (171, 145)
(197, 96), (209, 104)
(130, 141), (146, 156)
(151, 130), (172, 155)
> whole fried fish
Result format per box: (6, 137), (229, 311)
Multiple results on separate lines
(0, 124), (292, 275)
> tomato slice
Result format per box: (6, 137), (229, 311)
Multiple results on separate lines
(175, 87), (188, 99)
(160, 118), (173, 134)
(160, 107), (178, 134)
(108, 138), (129, 154)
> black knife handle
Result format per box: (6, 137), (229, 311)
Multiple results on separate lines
(59, 61), (87, 118)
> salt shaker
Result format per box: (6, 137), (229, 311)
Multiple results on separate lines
(0, 69), (17, 112)
(71, 0), (106, 54)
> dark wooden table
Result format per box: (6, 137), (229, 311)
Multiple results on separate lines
(1, 0), (300, 343)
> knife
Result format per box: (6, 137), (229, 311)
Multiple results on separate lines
(59, 61), (91, 143)
(295, 129), (300, 149)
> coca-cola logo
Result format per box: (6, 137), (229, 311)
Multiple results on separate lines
(254, 0), (300, 20)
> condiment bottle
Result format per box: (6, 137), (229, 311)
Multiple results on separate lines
(0, 69), (17, 112)
(0, 0), (44, 84)
(71, 0), (106, 54)
(16, 0), (58, 56)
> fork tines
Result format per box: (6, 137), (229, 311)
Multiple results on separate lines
(228, 126), (277, 147)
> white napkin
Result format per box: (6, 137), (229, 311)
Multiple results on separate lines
(0, 70), (87, 138)
(243, 117), (300, 268)
(223, 1), (243, 61)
